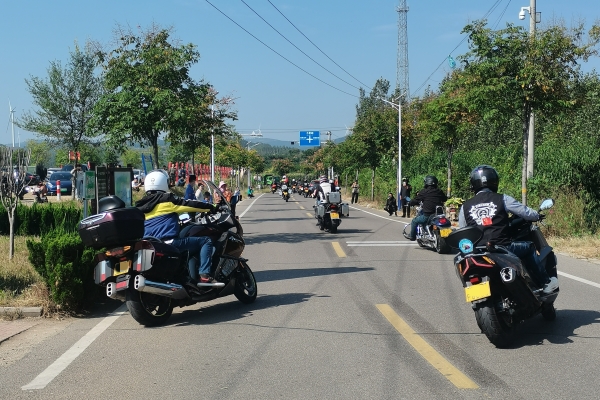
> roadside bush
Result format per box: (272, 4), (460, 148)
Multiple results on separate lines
(26, 229), (97, 311)
(0, 202), (82, 236)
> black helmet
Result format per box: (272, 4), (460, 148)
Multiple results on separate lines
(470, 165), (499, 193)
(424, 175), (438, 188)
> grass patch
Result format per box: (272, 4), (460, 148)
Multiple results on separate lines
(0, 236), (50, 312)
(548, 235), (600, 260)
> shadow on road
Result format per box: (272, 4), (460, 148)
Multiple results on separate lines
(508, 308), (600, 347)
(166, 292), (315, 326)
(254, 266), (374, 283)
(244, 230), (373, 244)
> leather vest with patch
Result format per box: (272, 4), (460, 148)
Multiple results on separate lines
(463, 191), (510, 246)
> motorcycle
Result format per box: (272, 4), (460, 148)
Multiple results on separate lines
(291, 183), (297, 193)
(444, 198), (558, 347)
(281, 185), (290, 202)
(271, 183), (277, 194)
(402, 205), (453, 254)
(78, 181), (257, 327)
(303, 186), (310, 198)
(313, 191), (348, 233)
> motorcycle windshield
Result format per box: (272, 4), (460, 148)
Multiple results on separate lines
(197, 179), (232, 212)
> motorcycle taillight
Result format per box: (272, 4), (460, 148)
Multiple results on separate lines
(439, 217), (448, 224)
(330, 204), (338, 210)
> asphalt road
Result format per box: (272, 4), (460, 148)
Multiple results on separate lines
(1, 191), (600, 399)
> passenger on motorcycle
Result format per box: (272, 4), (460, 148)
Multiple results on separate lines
(458, 165), (559, 294)
(135, 170), (218, 285)
(408, 175), (447, 241)
(314, 176), (333, 204)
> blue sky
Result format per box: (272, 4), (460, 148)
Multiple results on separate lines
(1, 0), (599, 146)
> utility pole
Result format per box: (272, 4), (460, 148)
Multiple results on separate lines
(527, 0), (536, 181)
(9, 102), (15, 148)
(396, 0), (409, 96)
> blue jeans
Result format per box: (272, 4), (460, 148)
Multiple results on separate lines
(507, 241), (549, 286)
(172, 236), (214, 279)
(410, 214), (431, 240)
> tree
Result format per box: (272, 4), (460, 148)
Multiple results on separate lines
(271, 159), (293, 177)
(460, 20), (600, 203)
(20, 43), (103, 152)
(0, 147), (31, 259)
(92, 25), (203, 169)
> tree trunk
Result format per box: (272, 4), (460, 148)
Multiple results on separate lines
(8, 208), (14, 259)
(151, 132), (160, 170)
(371, 168), (375, 201)
(521, 103), (531, 205)
(447, 144), (453, 198)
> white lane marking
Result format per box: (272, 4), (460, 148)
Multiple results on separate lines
(348, 243), (418, 247)
(558, 271), (600, 289)
(238, 193), (264, 219)
(349, 206), (410, 226)
(22, 304), (128, 390)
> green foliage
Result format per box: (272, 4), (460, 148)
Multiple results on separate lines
(26, 230), (97, 310)
(0, 203), (82, 236)
(20, 43), (103, 151)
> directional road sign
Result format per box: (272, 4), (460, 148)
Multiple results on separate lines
(299, 131), (320, 146)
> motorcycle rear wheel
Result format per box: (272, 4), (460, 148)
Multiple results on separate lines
(126, 289), (173, 327)
(474, 299), (513, 348)
(235, 262), (257, 304)
(541, 302), (556, 321)
(434, 231), (451, 254)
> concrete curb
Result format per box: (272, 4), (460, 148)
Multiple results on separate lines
(0, 307), (43, 318)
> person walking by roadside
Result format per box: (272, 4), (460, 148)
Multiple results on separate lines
(351, 180), (359, 204)
(384, 192), (398, 216)
(400, 178), (413, 218)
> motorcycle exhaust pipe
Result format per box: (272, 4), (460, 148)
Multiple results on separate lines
(134, 275), (190, 300)
(499, 267), (541, 310)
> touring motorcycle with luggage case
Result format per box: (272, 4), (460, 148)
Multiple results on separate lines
(445, 198), (558, 347)
(78, 180), (257, 327)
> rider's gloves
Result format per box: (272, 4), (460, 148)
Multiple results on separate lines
(538, 213), (546, 222)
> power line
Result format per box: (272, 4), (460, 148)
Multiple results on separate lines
(240, 0), (361, 91)
(205, 0), (358, 98)
(267, 0), (370, 89)
(410, 0), (505, 97)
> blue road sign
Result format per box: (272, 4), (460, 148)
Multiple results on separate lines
(299, 131), (320, 146)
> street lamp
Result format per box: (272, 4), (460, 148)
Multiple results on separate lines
(211, 105), (215, 182)
(379, 95), (404, 208)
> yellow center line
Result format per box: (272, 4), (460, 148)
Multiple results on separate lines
(376, 304), (478, 389)
(306, 212), (313, 218)
(331, 242), (346, 258)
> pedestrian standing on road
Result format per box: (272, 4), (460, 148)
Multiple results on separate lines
(384, 192), (398, 216)
(351, 180), (359, 204)
(400, 178), (413, 218)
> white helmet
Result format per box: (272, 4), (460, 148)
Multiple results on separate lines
(145, 170), (169, 192)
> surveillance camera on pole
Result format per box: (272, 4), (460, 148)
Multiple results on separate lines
(518, 7), (528, 20)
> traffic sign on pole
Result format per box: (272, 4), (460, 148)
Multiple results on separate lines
(299, 131), (321, 146)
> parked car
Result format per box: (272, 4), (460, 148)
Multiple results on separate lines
(46, 167), (62, 180)
(46, 172), (73, 195)
(61, 164), (88, 172)
(13, 169), (40, 186)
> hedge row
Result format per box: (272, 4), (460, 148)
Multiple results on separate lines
(0, 203), (82, 236)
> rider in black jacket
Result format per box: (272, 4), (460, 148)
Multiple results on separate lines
(408, 175), (447, 240)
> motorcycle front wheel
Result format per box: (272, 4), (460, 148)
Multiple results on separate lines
(474, 299), (513, 348)
(126, 288), (173, 327)
(235, 262), (257, 304)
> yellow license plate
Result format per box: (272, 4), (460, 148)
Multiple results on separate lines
(114, 260), (131, 276)
(330, 212), (339, 219)
(464, 281), (491, 302)
(440, 228), (452, 238)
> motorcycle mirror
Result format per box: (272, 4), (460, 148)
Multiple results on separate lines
(539, 198), (554, 211)
(179, 213), (190, 222)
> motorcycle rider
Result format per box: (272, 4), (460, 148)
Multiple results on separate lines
(314, 175), (333, 203)
(135, 170), (219, 286)
(408, 175), (447, 241)
(458, 165), (559, 294)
